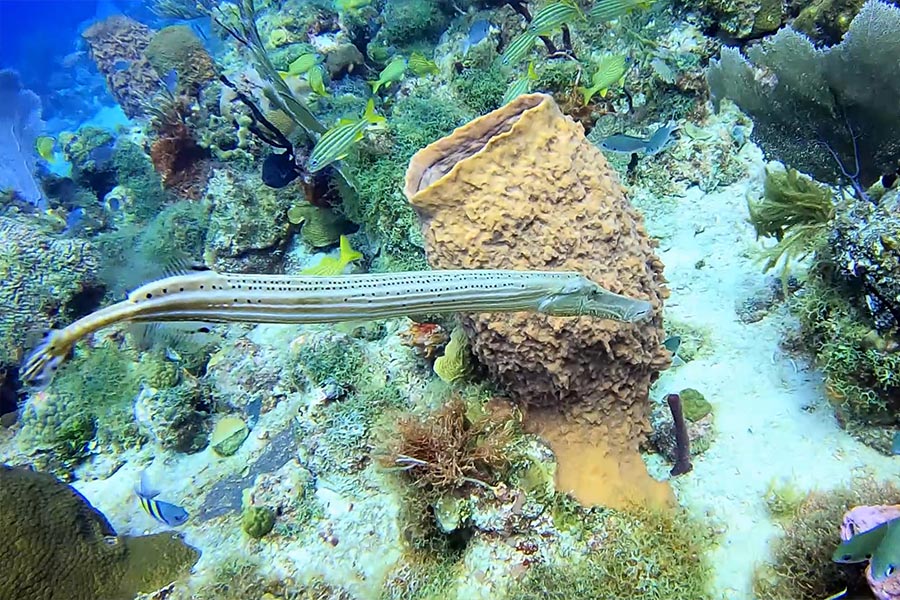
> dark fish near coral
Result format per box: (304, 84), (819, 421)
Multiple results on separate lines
(113, 59), (130, 72)
(64, 207), (85, 234)
(600, 122), (678, 156)
(136, 471), (189, 527)
(262, 151), (300, 188)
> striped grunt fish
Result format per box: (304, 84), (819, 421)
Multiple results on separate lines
(590, 0), (655, 23)
(21, 269), (653, 388)
(501, 31), (538, 65)
(529, 0), (584, 35)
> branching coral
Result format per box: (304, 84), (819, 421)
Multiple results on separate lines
(382, 397), (513, 496)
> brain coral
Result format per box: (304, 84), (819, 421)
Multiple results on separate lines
(82, 16), (160, 119)
(0, 465), (199, 600)
(145, 25), (216, 95)
(404, 93), (669, 445)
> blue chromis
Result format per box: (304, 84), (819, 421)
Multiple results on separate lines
(579, 54), (627, 104)
(408, 51), (439, 77)
(370, 56), (407, 93)
(501, 62), (538, 106)
(302, 235), (363, 276)
(589, 0), (655, 22)
(528, 0), (584, 35)
(135, 471), (188, 527)
(308, 99), (386, 173)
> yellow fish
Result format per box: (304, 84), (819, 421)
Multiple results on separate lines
(36, 136), (55, 161)
(302, 235), (363, 276)
(334, 0), (372, 13)
(307, 64), (330, 97)
(370, 57), (407, 93)
(408, 51), (439, 77)
(578, 54), (627, 104)
(287, 53), (320, 76)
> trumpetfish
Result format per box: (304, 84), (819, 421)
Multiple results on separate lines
(21, 269), (653, 389)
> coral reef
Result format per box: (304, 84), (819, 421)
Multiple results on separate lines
(0, 465), (199, 600)
(145, 25), (216, 95)
(203, 167), (295, 272)
(82, 16), (161, 119)
(707, 0), (900, 187)
(405, 94), (669, 446)
(241, 505), (276, 538)
(753, 479), (900, 600)
(0, 217), (103, 365)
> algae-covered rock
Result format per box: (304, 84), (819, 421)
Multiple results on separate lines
(0, 465), (199, 600)
(679, 388), (713, 422)
(211, 416), (249, 457)
(241, 505), (276, 539)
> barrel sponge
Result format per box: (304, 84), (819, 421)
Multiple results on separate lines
(404, 93), (670, 443)
(0, 465), (199, 600)
(82, 16), (160, 119)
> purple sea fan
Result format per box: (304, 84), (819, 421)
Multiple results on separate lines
(0, 69), (44, 206)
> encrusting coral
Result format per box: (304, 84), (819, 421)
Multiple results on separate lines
(0, 465), (199, 600)
(404, 93), (669, 444)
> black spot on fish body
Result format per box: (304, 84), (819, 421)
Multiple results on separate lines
(262, 152), (301, 188)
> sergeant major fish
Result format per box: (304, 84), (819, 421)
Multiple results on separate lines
(135, 471), (189, 527)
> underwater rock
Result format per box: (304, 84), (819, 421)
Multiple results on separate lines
(0, 465), (199, 600)
(241, 505), (276, 539)
(831, 187), (900, 332)
(204, 168), (295, 272)
(404, 93), (670, 446)
(0, 217), (103, 365)
(132, 382), (210, 454)
(210, 415), (250, 457)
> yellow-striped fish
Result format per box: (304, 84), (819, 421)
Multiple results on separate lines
(135, 471), (188, 527)
(529, 0), (584, 35)
(287, 52), (320, 76)
(307, 99), (385, 173)
(302, 235), (363, 276)
(502, 62), (538, 105)
(370, 56), (407, 93)
(579, 54), (627, 103)
(307, 64), (330, 97)
(36, 136), (55, 161)
(590, 0), (654, 22)
(500, 31), (538, 65)
(408, 51), (439, 77)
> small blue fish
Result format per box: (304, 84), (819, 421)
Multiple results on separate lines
(64, 207), (85, 234)
(600, 122), (678, 156)
(135, 471), (189, 527)
(892, 431), (900, 455)
(113, 59), (130, 72)
(463, 19), (493, 56)
(162, 69), (178, 94)
(645, 122), (679, 155)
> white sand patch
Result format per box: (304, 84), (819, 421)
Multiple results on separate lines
(638, 146), (900, 598)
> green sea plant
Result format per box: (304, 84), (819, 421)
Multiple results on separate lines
(763, 478), (807, 520)
(433, 327), (471, 384)
(748, 165), (834, 284)
(508, 503), (715, 600)
(752, 478), (900, 600)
